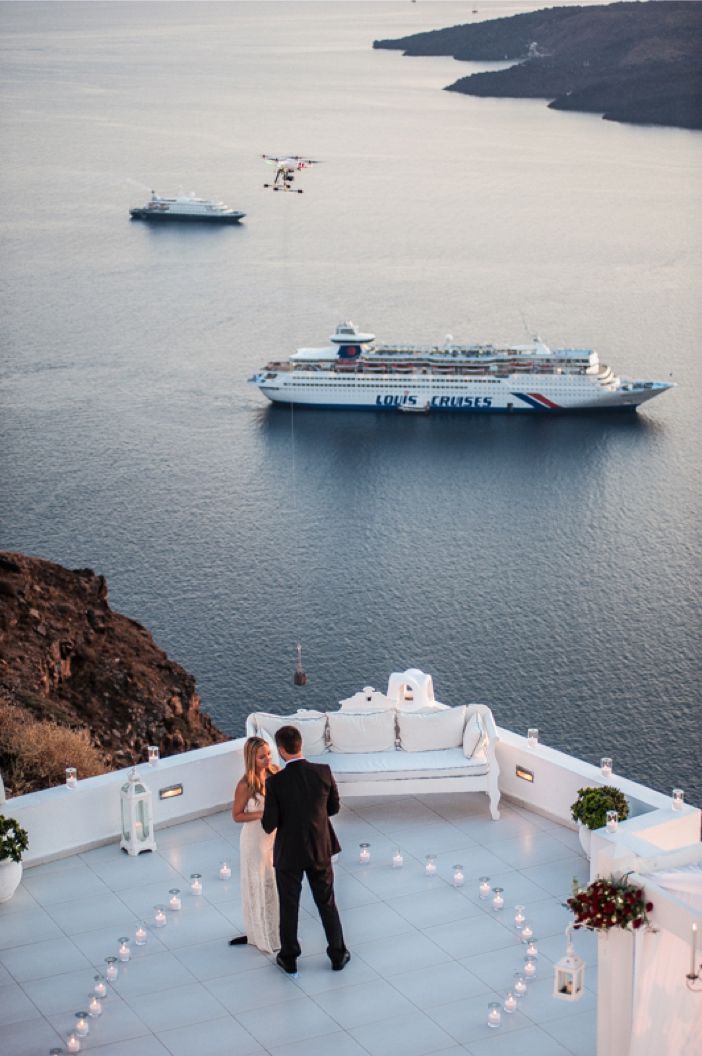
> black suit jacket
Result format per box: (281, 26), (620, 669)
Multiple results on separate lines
(262, 759), (341, 870)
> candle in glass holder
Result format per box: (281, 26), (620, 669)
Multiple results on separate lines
(521, 924), (534, 942)
(479, 877), (491, 899)
(672, 788), (685, 811)
(487, 1002), (502, 1028)
(190, 874), (203, 896)
(606, 810), (619, 833)
(74, 1012), (89, 1037)
(524, 957), (537, 978)
(513, 972), (527, 997)
(65, 767), (77, 789)
(514, 904), (526, 929)
(117, 937), (130, 962)
(425, 854), (438, 876)
(147, 745), (160, 766)
(153, 905), (167, 928)
(452, 864), (465, 887)
(93, 975), (107, 998)
(219, 860), (232, 881)
(87, 994), (103, 1018)
(492, 887), (504, 911)
(392, 848), (404, 869)
(526, 937), (539, 958)
(600, 757), (613, 779)
(527, 728), (539, 748)
(104, 956), (119, 982)
(66, 1034), (81, 1053)
(503, 991), (517, 1014)
(359, 843), (371, 864)
(168, 888), (182, 911)
(135, 922), (148, 945)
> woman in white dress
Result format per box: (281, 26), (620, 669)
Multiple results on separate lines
(229, 736), (280, 954)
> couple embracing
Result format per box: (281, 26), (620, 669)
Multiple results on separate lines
(231, 725), (350, 975)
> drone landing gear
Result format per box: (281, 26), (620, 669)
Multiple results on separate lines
(263, 185), (304, 193)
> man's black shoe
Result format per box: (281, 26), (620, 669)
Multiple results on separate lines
(228, 935), (248, 946)
(331, 950), (351, 971)
(276, 953), (298, 976)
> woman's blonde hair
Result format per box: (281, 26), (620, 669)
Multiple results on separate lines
(243, 736), (274, 800)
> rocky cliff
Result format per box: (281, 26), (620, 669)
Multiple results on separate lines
(374, 1), (702, 131)
(0, 552), (227, 795)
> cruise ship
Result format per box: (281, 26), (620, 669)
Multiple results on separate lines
(249, 322), (674, 413)
(129, 190), (245, 223)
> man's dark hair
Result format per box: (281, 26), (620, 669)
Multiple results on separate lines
(275, 725), (303, 755)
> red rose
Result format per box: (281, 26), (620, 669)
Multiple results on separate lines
(645, 903), (653, 912)
(632, 919), (642, 928)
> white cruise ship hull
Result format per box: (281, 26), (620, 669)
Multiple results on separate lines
(251, 371), (670, 412)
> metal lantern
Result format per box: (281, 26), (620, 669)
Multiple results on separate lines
(119, 768), (156, 856)
(553, 926), (585, 1001)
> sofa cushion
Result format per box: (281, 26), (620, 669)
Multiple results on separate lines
(307, 747), (489, 780)
(397, 706), (466, 752)
(462, 712), (484, 758)
(251, 711), (328, 757)
(328, 710), (396, 753)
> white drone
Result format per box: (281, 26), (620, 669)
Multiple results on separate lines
(261, 154), (321, 193)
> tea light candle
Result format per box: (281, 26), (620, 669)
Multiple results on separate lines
(153, 905), (167, 928)
(392, 849), (404, 869)
(606, 810), (619, 833)
(425, 854), (438, 876)
(93, 975), (107, 998)
(104, 956), (119, 982)
(514, 904), (526, 929)
(524, 957), (537, 978)
(135, 922), (148, 945)
(87, 994), (102, 1018)
(190, 874), (203, 896)
(492, 887), (504, 911)
(359, 843), (371, 864)
(487, 1002), (502, 1028)
(147, 745), (160, 765)
(219, 860), (232, 881)
(74, 1012), (89, 1037)
(600, 757), (613, 779)
(521, 924), (534, 942)
(66, 1034), (81, 1053)
(513, 972), (527, 997)
(479, 876), (491, 899)
(672, 788), (685, 811)
(117, 937), (130, 962)
(503, 991), (517, 1014)
(527, 728), (539, 748)
(65, 767), (77, 789)
(526, 937), (539, 958)
(452, 864), (465, 887)
(168, 888), (182, 911)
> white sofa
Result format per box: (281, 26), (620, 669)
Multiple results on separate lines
(245, 669), (501, 820)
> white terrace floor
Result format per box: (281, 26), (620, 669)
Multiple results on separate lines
(1, 794), (596, 1056)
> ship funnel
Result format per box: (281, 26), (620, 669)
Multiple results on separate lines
(330, 321), (375, 360)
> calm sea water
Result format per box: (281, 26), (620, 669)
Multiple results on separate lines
(1, 2), (701, 805)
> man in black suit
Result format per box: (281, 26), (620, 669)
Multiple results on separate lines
(261, 725), (349, 976)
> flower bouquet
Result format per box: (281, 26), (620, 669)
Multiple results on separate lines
(567, 874), (653, 931)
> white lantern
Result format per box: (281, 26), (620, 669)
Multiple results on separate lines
(553, 926), (585, 1001)
(119, 768), (157, 856)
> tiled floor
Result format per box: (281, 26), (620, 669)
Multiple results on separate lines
(0, 794), (595, 1056)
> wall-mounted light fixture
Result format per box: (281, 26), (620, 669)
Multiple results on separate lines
(159, 784), (183, 800)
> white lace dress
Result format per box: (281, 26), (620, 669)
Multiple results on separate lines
(239, 794), (279, 954)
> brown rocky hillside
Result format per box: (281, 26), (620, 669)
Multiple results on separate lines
(0, 552), (226, 796)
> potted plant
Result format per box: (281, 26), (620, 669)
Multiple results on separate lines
(0, 815), (29, 903)
(570, 785), (629, 857)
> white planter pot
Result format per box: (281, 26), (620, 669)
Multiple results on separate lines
(578, 824), (592, 860)
(0, 859), (23, 902)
